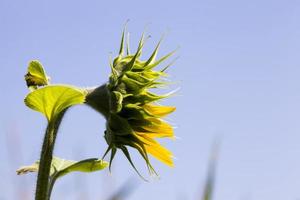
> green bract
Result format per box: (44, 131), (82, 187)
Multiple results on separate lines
(87, 29), (177, 176)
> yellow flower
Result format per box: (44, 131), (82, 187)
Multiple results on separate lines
(87, 29), (176, 176)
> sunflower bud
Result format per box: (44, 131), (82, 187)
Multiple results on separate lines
(86, 29), (176, 175)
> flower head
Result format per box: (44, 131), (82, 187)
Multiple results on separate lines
(101, 29), (176, 175)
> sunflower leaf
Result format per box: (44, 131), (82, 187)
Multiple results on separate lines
(24, 85), (86, 122)
(16, 156), (108, 179)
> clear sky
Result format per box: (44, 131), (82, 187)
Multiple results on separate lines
(1, 0), (300, 199)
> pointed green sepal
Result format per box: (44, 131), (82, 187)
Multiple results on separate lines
(120, 146), (148, 181)
(109, 147), (117, 171)
(119, 27), (126, 56)
(144, 37), (163, 67)
(110, 91), (123, 113)
(145, 49), (177, 70)
(126, 32), (131, 55)
(123, 33), (145, 72)
(108, 114), (133, 135)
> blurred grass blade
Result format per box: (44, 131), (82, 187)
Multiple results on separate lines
(108, 178), (139, 200)
(201, 139), (220, 200)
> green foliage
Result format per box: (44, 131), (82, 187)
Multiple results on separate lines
(24, 60), (86, 122)
(25, 60), (49, 91)
(17, 156), (108, 178)
(22, 60), (92, 200)
(19, 27), (177, 200)
(24, 85), (86, 122)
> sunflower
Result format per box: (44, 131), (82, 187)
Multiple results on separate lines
(86, 29), (176, 176)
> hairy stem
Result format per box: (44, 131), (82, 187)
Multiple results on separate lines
(47, 177), (56, 200)
(34, 85), (109, 200)
(35, 110), (66, 200)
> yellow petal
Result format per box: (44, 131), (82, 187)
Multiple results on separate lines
(135, 134), (174, 167)
(142, 118), (174, 138)
(143, 104), (176, 117)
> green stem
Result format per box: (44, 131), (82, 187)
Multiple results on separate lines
(85, 84), (110, 119)
(34, 85), (109, 200)
(47, 177), (56, 200)
(35, 110), (66, 200)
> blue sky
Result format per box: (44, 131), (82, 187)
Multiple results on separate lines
(1, 0), (300, 199)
